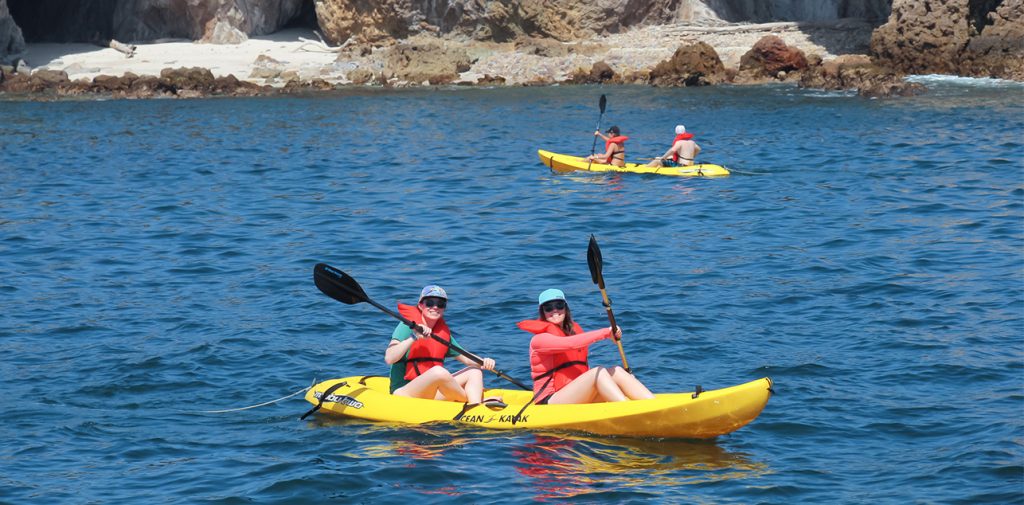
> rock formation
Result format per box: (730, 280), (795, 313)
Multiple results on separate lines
(737, 35), (809, 81)
(870, 0), (1024, 80)
(648, 42), (727, 86)
(0, 0), (25, 63)
(5, 0), (307, 43)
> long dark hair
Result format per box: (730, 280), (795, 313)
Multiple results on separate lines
(538, 304), (576, 335)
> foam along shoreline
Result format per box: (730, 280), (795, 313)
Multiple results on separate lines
(27, 28), (342, 86)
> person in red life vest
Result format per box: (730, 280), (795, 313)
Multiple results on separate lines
(517, 289), (654, 404)
(385, 285), (498, 404)
(586, 125), (628, 167)
(647, 124), (701, 167)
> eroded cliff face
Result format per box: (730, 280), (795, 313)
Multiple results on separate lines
(6, 0), (309, 43)
(314, 0), (893, 44)
(705, 0), (891, 22)
(870, 0), (1023, 80)
(0, 0), (25, 58)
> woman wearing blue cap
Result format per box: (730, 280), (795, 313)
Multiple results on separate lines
(385, 284), (499, 404)
(517, 289), (654, 404)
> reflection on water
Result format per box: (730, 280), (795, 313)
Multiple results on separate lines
(309, 416), (768, 501)
(513, 433), (769, 502)
(313, 418), (471, 462)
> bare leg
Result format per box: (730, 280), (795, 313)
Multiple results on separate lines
(393, 366), (468, 403)
(443, 367), (484, 403)
(646, 158), (664, 167)
(547, 367), (628, 404)
(609, 366), (655, 400)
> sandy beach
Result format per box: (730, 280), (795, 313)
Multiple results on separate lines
(25, 29), (342, 84)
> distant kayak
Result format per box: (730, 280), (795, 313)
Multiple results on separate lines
(538, 149), (730, 177)
(305, 375), (772, 439)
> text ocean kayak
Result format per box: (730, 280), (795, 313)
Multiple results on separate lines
(305, 375), (772, 439)
(538, 149), (730, 177)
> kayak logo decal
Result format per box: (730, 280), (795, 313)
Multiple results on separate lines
(459, 414), (528, 424)
(313, 391), (364, 409)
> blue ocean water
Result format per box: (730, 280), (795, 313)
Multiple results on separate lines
(1, 80), (1022, 504)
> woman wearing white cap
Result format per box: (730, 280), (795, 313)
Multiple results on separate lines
(517, 289), (654, 404)
(647, 124), (701, 167)
(384, 284), (499, 404)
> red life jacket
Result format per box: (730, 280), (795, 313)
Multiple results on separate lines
(605, 135), (629, 152)
(518, 319), (589, 397)
(671, 133), (694, 162)
(397, 303), (452, 380)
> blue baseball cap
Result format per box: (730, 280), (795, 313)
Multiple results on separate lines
(419, 285), (447, 301)
(538, 289), (566, 305)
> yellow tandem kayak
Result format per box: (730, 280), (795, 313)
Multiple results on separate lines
(305, 375), (772, 439)
(538, 149), (730, 177)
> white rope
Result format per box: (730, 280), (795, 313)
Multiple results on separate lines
(196, 378), (316, 414)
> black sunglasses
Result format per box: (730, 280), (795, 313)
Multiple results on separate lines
(541, 300), (566, 312)
(422, 297), (447, 309)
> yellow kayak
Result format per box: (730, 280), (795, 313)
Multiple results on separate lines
(304, 375), (772, 439)
(538, 149), (730, 177)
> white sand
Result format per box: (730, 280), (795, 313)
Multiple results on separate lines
(25, 28), (345, 84)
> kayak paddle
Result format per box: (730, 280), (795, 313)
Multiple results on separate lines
(312, 263), (530, 391)
(587, 235), (631, 373)
(586, 94), (607, 171)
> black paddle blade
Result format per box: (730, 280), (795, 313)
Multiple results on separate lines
(313, 263), (369, 305)
(587, 234), (603, 286)
(599, 94), (607, 114)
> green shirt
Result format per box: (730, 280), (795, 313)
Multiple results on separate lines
(388, 322), (461, 393)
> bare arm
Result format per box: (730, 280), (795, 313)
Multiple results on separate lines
(454, 354), (496, 370)
(384, 323), (429, 364)
(531, 327), (613, 353)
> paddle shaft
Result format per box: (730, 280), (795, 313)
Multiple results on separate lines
(586, 94), (607, 171)
(597, 285), (630, 373)
(366, 295), (531, 390)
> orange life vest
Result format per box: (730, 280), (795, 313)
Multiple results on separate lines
(397, 303), (452, 380)
(518, 319), (589, 397)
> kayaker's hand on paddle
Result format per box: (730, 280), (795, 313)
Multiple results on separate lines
(479, 357), (496, 371)
(412, 324), (431, 339)
(610, 326), (622, 341)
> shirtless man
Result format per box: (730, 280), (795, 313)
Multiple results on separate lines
(647, 125), (701, 167)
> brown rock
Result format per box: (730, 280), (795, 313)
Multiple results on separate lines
(129, 75), (167, 98)
(315, 0), (412, 44)
(960, 1), (1024, 80)
(739, 35), (809, 79)
(566, 60), (616, 84)
(859, 80), (927, 98)
(0, 72), (37, 92)
(799, 55), (928, 97)
(649, 42), (726, 87)
(870, 0), (972, 75)
(92, 74), (132, 92)
(477, 74), (507, 85)
(379, 41), (472, 84)
(31, 68), (69, 86)
(870, 0), (1022, 80)
(347, 67), (374, 84)
(160, 67), (217, 93)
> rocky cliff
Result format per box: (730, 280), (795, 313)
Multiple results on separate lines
(1, 0), (1021, 81)
(0, 0), (25, 58)
(871, 0), (1023, 80)
(312, 0), (893, 44)
(4, 0), (308, 44)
